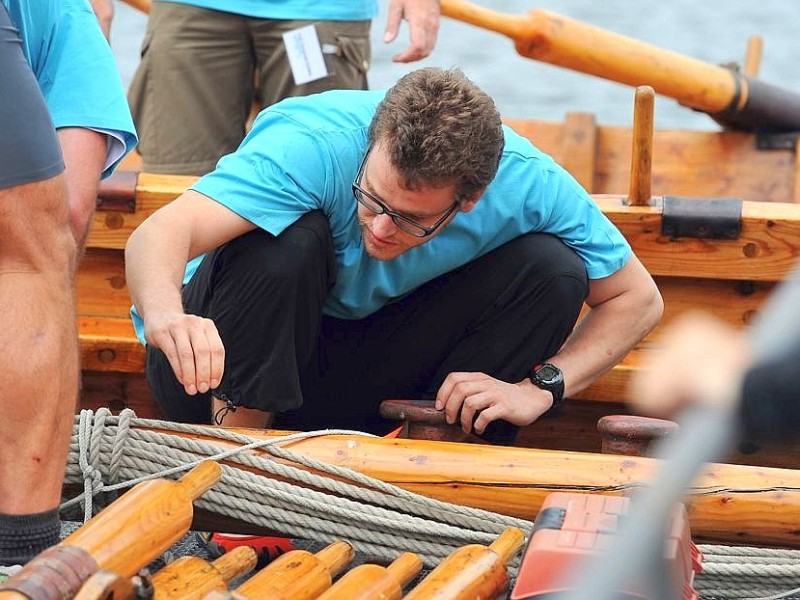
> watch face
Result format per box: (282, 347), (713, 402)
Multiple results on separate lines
(536, 364), (561, 384)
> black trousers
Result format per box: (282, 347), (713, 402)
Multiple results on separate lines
(146, 211), (588, 443)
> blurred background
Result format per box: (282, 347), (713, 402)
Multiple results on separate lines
(110, 0), (800, 131)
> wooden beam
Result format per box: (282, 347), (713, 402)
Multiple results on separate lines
(87, 173), (196, 250)
(560, 112), (598, 191)
(597, 195), (800, 281)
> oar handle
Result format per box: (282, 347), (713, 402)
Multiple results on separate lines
(121, 0), (151, 14)
(386, 552), (423, 588)
(488, 527), (525, 564)
(177, 461), (222, 500)
(440, 0), (524, 41)
(212, 546), (258, 583)
(316, 541), (356, 577)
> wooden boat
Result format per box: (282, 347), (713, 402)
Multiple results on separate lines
(38, 6), (800, 598)
(79, 92), (800, 471)
(77, 2), (800, 472)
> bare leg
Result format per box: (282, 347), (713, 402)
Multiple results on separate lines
(0, 174), (77, 514)
(58, 127), (107, 253)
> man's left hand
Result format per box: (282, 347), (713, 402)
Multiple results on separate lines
(384, 0), (441, 63)
(435, 372), (554, 435)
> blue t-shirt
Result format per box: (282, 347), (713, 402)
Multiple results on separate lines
(3, 0), (137, 177)
(132, 89), (631, 342)
(156, 0), (378, 21)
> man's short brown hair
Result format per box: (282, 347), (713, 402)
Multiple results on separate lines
(368, 68), (504, 202)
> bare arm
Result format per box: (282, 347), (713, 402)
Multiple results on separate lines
(384, 0), (440, 62)
(629, 312), (749, 418)
(554, 254), (663, 397)
(437, 254), (663, 434)
(88, 0), (114, 41)
(58, 127), (107, 251)
(125, 191), (257, 394)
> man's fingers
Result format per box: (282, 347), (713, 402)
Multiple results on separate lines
(473, 404), (504, 435)
(383, 3), (402, 43)
(459, 391), (494, 433)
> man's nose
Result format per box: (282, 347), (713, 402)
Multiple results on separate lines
(372, 212), (399, 237)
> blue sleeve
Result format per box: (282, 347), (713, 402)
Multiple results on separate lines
(191, 120), (333, 234)
(36, 0), (137, 177)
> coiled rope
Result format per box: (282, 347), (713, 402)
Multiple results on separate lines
(63, 408), (530, 569)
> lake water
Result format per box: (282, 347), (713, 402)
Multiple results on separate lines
(110, 0), (800, 131)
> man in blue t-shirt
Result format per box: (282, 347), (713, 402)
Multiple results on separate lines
(126, 67), (663, 443)
(0, 0), (136, 572)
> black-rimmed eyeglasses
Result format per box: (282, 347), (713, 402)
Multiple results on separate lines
(352, 147), (458, 238)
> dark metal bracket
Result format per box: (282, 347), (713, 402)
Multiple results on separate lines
(661, 196), (743, 239)
(96, 170), (138, 213)
(756, 130), (800, 151)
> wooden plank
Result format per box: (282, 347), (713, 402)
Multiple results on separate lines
(597, 195), (800, 281)
(77, 250), (130, 318)
(79, 316), (145, 373)
(559, 112), (597, 191)
(504, 119), (798, 202)
(86, 173), (197, 250)
(80, 371), (161, 418)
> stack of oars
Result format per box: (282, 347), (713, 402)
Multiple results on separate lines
(0, 461), (525, 600)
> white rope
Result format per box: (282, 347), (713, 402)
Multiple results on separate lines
(695, 544), (800, 599)
(62, 409), (530, 568)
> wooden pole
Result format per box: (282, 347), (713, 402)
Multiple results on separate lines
(440, 0), (800, 131)
(317, 552), (423, 599)
(234, 540), (354, 600)
(63, 461), (221, 578)
(403, 528), (525, 599)
(121, 0), (150, 13)
(163, 427), (800, 548)
(627, 86), (655, 207)
(744, 35), (764, 77)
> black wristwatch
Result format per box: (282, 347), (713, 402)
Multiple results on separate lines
(529, 363), (565, 411)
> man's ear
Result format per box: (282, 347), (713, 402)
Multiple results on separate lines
(458, 189), (485, 213)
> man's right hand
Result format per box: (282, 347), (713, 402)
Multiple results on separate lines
(145, 312), (225, 395)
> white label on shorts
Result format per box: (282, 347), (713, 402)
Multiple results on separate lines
(283, 25), (329, 85)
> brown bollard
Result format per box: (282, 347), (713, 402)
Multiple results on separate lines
(379, 399), (483, 443)
(150, 546), (258, 599)
(403, 528), (525, 600)
(597, 415), (679, 456)
(317, 552), (423, 600)
(0, 461), (222, 600)
(234, 540), (354, 600)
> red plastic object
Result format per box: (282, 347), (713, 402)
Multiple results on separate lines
(511, 492), (702, 599)
(209, 533), (295, 568)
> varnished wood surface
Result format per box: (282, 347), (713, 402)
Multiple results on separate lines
(162, 428), (800, 548)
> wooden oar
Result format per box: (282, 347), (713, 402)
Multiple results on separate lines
(0, 462), (221, 599)
(234, 540), (354, 600)
(440, 0), (800, 132)
(316, 552), (423, 599)
(149, 546), (257, 599)
(121, 0), (150, 13)
(403, 527), (524, 599)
